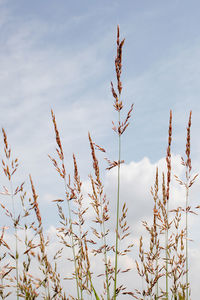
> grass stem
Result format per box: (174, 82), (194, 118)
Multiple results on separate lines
(114, 110), (121, 300)
(186, 186), (189, 300)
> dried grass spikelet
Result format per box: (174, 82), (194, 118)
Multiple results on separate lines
(29, 175), (42, 228)
(51, 109), (64, 160)
(110, 25), (125, 112)
(88, 132), (101, 185)
(185, 111), (192, 173)
(118, 202), (134, 256)
(2, 128), (10, 159)
(49, 110), (66, 179)
(1, 128), (19, 182)
(110, 26), (134, 141)
(115, 25), (125, 97)
(166, 110), (172, 202)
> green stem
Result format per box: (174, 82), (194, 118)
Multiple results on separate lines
(88, 271), (100, 300)
(114, 110), (121, 300)
(165, 199), (169, 300)
(186, 187), (189, 300)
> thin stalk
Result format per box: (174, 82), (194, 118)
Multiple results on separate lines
(50, 111), (80, 299)
(67, 203), (80, 300)
(100, 202), (110, 300)
(185, 187), (189, 300)
(87, 271), (100, 300)
(10, 180), (19, 300)
(78, 221), (83, 300)
(165, 200), (169, 300)
(114, 109), (121, 300)
(155, 188), (159, 299)
(84, 238), (100, 300)
(155, 238), (159, 299)
(184, 110), (192, 300)
(165, 110), (172, 300)
(64, 177), (81, 300)
(0, 276), (5, 300)
(37, 228), (50, 299)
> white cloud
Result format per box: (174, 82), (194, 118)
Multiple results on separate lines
(1, 152), (200, 299)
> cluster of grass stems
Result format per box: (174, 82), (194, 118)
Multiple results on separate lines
(0, 27), (198, 300)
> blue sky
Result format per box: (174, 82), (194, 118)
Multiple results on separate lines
(0, 1), (200, 299)
(1, 0), (200, 163)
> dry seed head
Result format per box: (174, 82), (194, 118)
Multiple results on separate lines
(105, 157), (124, 170)
(88, 132), (101, 184)
(166, 110), (172, 201)
(113, 103), (134, 136)
(51, 109), (64, 160)
(115, 25), (125, 96)
(93, 142), (106, 153)
(73, 153), (81, 193)
(2, 128), (8, 150)
(111, 26), (125, 112)
(29, 175), (42, 227)
(186, 111), (192, 172)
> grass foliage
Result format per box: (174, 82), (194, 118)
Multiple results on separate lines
(0, 27), (198, 300)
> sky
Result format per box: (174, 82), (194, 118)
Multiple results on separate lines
(0, 0), (200, 299)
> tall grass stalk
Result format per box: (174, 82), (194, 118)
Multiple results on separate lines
(88, 133), (110, 299)
(185, 111), (192, 300)
(154, 168), (159, 300)
(185, 187), (189, 300)
(165, 110), (172, 300)
(2, 128), (20, 300)
(175, 111), (193, 300)
(110, 26), (134, 299)
(64, 178), (81, 300)
(114, 105), (121, 300)
(50, 110), (81, 300)
(11, 182), (19, 300)
(112, 26), (124, 300)
(29, 175), (51, 299)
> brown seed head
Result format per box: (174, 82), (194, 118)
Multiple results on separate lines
(51, 109), (64, 160)
(166, 110), (172, 201)
(29, 175), (42, 227)
(186, 111), (192, 173)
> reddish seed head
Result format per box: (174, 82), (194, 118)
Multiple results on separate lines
(166, 110), (172, 201)
(186, 111), (192, 172)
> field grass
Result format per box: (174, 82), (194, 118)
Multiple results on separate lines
(0, 27), (198, 300)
